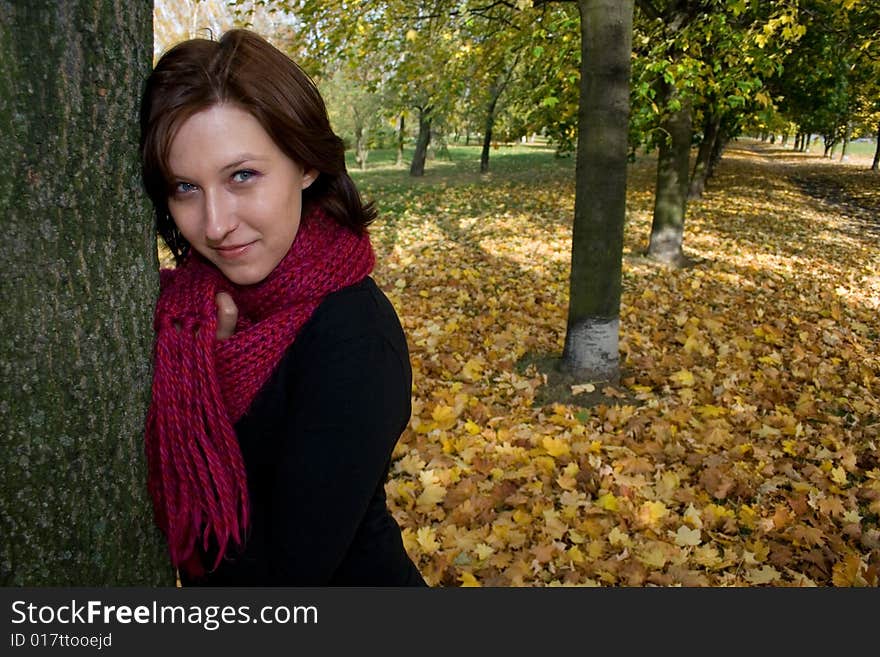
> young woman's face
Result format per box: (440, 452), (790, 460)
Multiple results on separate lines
(166, 104), (316, 285)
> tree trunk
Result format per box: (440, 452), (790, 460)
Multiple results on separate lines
(688, 109), (721, 200)
(0, 1), (171, 585)
(354, 122), (367, 171)
(354, 111), (368, 170)
(646, 80), (693, 265)
(873, 122), (880, 172)
(560, 0), (633, 383)
(410, 106), (431, 177)
(480, 95), (499, 174)
(839, 122), (851, 161)
(396, 113), (405, 167)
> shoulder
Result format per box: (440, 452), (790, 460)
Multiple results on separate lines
(298, 276), (406, 350)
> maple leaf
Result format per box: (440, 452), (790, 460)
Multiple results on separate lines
(745, 566), (781, 585)
(831, 554), (864, 587)
(459, 572), (481, 587)
(416, 526), (440, 554)
(638, 501), (669, 527)
(674, 526), (702, 547)
(669, 370), (696, 387)
(416, 470), (448, 508)
(542, 436), (571, 458)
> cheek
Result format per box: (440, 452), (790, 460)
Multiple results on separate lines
(167, 205), (197, 239)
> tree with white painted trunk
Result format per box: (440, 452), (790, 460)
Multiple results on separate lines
(551, 0), (634, 383)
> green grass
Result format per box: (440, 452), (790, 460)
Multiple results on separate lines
(345, 144), (576, 220)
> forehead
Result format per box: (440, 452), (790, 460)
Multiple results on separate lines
(167, 104), (278, 171)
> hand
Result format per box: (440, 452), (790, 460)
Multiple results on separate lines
(215, 292), (238, 340)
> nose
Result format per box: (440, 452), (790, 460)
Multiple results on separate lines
(203, 190), (238, 243)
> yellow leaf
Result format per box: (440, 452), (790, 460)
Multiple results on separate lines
(830, 466), (848, 485)
(542, 435), (571, 458)
(674, 525), (702, 547)
(596, 493), (618, 511)
(567, 546), (585, 564)
(459, 571), (481, 587)
(608, 526), (630, 547)
(461, 358), (484, 381)
(474, 543), (495, 560)
(745, 565), (781, 585)
(464, 420), (481, 435)
(637, 543), (670, 569)
(406, 29), (418, 42)
(670, 370), (695, 387)
(638, 500), (668, 526)
(416, 526), (439, 554)
(697, 405), (727, 418)
(571, 383), (595, 395)
(832, 554), (864, 586)
(431, 404), (458, 429)
(416, 470), (447, 507)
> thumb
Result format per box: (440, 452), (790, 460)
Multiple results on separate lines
(215, 292), (238, 340)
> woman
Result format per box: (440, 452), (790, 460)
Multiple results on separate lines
(140, 29), (425, 586)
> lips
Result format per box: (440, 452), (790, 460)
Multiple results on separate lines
(214, 241), (256, 259)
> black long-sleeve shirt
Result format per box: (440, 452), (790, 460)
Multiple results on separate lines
(181, 277), (426, 586)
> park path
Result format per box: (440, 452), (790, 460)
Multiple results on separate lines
(732, 139), (879, 237)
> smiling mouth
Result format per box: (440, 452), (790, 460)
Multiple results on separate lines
(214, 241), (256, 259)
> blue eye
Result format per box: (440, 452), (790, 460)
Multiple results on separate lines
(232, 170), (257, 183)
(174, 181), (197, 194)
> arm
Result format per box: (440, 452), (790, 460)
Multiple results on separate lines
(267, 294), (412, 583)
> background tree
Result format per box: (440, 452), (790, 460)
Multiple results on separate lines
(541, 0), (634, 382)
(632, 0), (804, 265)
(0, 0), (170, 585)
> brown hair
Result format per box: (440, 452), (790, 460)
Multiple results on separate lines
(140, 29), (375, 263)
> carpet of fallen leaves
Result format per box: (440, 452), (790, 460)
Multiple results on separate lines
(360, 140), (880, 587)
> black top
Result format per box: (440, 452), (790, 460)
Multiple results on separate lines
(181, 277), (426, 586)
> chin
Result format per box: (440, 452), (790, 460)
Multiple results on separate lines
(222, 268), (271, 286)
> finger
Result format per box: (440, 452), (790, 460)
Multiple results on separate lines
(215, 292), (238, 340)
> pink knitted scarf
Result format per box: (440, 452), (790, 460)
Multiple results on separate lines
(145, 207), (374, 576)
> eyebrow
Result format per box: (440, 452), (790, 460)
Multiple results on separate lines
(220, 155), (268, 172)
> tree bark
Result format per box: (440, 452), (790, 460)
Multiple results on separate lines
(410, 106), (432, 177)
(646, 80), (693, 265)
(480, 95), (499, 174)
(560, 0), (633, 383)
(688, 109), (721, 200)
(0, 0), (171, 585)
(839, 122), (851, 161)
(873, 122), (880, 172)
(396, 113), (405, 167)
(354, 111), (368, 171)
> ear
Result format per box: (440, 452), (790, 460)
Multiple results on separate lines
(301, 168), (318, 190)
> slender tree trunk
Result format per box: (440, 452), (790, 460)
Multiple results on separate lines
(872, 122), (880, 172)
(0, 0), (171, 585)
(646, 80), (693, 265)
(688, 109), (721, 200)
(410, 106), (432, 177)
(354, 112), (368, 171)
(839, 122), (851, 161)
(560, 0), (633, 382)
(781, 131), (789, 147)
(480, 95), (499, 174)
(396, 113), (405, 167)
(708, 130), (726, 178)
